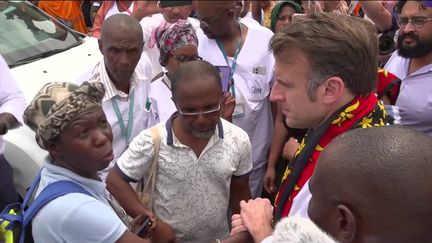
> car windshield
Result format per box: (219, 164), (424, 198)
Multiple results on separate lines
(0, 1), (83, 67)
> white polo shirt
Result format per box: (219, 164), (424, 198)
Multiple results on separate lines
(197, 24), (275, 170)
(116, 116), (252, 243)
(32, 159), (127, 243)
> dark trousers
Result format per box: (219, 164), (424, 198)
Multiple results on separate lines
(0, 154), (19, 210)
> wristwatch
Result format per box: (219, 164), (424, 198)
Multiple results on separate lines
(0, 119), (10, 135)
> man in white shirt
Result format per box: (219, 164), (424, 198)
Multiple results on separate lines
(77, 14), (158, 179)
(194, 1), (275, 198)
(140, 0), (200, 78)
(384, 0), (432, 136)
(0, 55), (26, 210)
(107, 60), (252, 243)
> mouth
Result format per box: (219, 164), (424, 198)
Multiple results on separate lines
(102, 149), (114, 162)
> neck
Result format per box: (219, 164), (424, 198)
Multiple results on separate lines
(53, 159), (99, 181)
(106, 69), (131, 94)
(314, 92), (356, 130)
(219, 21), (241, 42)
(409, 51), (432, 74)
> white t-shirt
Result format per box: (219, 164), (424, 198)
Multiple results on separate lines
(32, 160), (127, 243)
(150, 73), (176, 122)
(116, 118), (253, 243)
(197, 24), (275, 170)
(140, 14), (200, 78)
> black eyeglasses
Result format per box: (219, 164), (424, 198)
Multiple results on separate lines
(398, 16), (432, 29)
(171, 55), (203, 63)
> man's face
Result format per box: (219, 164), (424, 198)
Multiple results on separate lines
(307, 160), (338, 238)
(270, 49), (325, 129)
(174, 76), (222, 139)
(195, 7), (231, 39)
(99, 28), (143, 84)
(161, 5), (192, 23)
(397, 1), (432, 58)
(52, 107), (114, 178)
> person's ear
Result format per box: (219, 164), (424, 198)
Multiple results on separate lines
(334, 204), (356, 243)
(321, 76), (345, 105)
(47, 141), (60, 160)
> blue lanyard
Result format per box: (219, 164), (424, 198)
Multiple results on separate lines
(111, 90), (135, 146)
(216, 23), (243, 97)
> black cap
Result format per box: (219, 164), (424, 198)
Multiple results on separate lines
(159, 0), (192, 8)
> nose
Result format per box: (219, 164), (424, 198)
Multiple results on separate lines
(402, 20), (416, 33)
(118, 52), (131, 67)
(171, 7), (181, 16)
(270, 82), (284, 102)
(93, 128), (110, 148)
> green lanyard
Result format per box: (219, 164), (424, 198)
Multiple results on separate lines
(216, 23), (243, 97)
(111, 90), (135, 146)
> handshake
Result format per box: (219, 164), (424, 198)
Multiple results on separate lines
(230, 198), (335, 243)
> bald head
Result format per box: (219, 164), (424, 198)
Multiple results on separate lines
(101, 14), (143, 42)
(171, 60), (222, 99)
(309, 126), (432, 242)
(194, 0), (236, 11)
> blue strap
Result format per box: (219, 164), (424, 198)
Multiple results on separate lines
(215, 23), (243, 98)
(21, 169), (43, 208)
(111, 90), (135, 146)
(22, 180), (92, 228)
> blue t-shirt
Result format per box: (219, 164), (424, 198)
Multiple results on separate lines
(32, 159), (128, 243)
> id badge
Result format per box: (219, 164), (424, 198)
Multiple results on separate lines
(233, 103), (245, 118)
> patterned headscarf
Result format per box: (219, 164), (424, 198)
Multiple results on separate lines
(23, 81), (105, 149)
(154, 20), (198, 66)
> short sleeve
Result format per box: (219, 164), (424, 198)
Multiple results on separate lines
(116, 128), (155, 181)
(233, 130), (253, 176)
(33, 193), (128, 243)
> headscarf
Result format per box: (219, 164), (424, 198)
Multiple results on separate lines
(270, 1), (303, 32)
(153, 19), (198, 66)
(23, 81), (105, 149)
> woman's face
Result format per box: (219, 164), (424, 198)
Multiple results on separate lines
(275, 5), (297, 33)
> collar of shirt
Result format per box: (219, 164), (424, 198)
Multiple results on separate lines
(164, 112), (224, 147)
(41, 156), (107, 197)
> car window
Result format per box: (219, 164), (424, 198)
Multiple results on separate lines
(0, 1), (83, 67)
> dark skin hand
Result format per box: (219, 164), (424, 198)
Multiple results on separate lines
(0, 113), (19, 135)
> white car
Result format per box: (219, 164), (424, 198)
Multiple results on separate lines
(0, 1), (102, 196)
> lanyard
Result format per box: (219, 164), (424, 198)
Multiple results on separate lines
(216, 23), (243, 97)
(111, 90), (135, 146)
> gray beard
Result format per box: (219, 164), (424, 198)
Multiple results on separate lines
(191, 130), (214, 139)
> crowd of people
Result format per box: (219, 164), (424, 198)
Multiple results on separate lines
(1, 0), (432, 242)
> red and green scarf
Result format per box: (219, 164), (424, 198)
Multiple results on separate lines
(274, 93), (388, 220)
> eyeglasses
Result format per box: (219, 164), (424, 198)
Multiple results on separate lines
(171, 55), (203, 63)
(177, 101), (221, 116)
(198, 11), (228, 28)
(398, 16), (432, 29)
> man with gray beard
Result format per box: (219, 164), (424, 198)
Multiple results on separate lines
(385, 0), (432, 135)
(107, 60), (252, 243)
